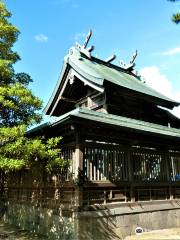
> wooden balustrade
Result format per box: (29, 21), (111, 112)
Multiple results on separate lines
(2, 144), (180, 206)
(83, 144), (180, 184)
(84, 146), (128, 181)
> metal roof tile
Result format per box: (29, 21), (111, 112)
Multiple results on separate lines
(52, 108), (180, 138)
(69, 49), (178, 105)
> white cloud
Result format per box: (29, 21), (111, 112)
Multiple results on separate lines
(162, 47), (180, 56)
(171, 106), (180, 118)
(140, 66), (172, 98)
(34, 34), (48, 42)
(74, 32), (86, 42)
(140, 66), (180, 118)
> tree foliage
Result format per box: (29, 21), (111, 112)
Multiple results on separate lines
(0, 1), (66, 171)
(168, 0), (180, 24)
(0, 125), (66, 171)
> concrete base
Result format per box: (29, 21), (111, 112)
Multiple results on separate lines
(2, 200), (180, 239)
(75, 200), (180, 240)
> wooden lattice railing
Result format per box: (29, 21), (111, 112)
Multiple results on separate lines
(84, 146), (128, 181)
(83, 144), (180, 183)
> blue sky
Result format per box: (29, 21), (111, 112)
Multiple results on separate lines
(5, 0), (180, 117)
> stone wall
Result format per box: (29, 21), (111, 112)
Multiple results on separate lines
(75, 200), (180, 240)
(2, 168), (180, 239)
(2, 199), (180, 239)
(2, 201), (76, 240)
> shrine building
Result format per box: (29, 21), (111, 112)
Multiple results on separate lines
(26, 31), (180, 238)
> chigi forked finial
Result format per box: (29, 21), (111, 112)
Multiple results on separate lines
(75, 29), (94, 59)
(130, 50), (138, 64)
(83, 29), (92, 48)
(73, 30), (139, 75)
(119, 50), (138, 71)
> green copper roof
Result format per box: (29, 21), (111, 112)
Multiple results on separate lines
(44, 47), (179, 115)
(68, 48), (178, 105)
(53, 108), (180, 138)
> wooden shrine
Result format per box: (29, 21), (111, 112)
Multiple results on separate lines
(28, 30), (180, 208)
(1, 30), (179, 239)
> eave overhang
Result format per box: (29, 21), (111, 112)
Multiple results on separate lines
(36, 108), (180, 139)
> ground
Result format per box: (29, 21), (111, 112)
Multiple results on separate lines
(125, 228), (180, 240)
(1, 220), (180, 240)
(0, 221), (45, 240)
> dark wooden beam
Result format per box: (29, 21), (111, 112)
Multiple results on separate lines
(60, 96), (77, 103)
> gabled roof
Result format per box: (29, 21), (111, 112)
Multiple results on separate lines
(68, 49), (178, 104)
(31, 108), (180, 138)
(44, 47), (179, 116)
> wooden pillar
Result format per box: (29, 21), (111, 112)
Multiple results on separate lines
(169, 185), (174, 200)
(165, 151), (174, 200)
(127, 147), (135, 202)
(73, 132), (84, 207)
(74, 134), (84, 180)
(165, 151), (171, 182)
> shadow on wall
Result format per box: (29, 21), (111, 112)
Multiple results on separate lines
(0, 201), (7, 218)
(1, 200), (124, 240)
(76, 205), (123, 240)
(2, 201), (75, 240)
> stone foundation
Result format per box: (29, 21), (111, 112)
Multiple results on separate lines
(2, 200), (180, 239)
(2, 201), (76, 240)
(75, 200), (180, 240)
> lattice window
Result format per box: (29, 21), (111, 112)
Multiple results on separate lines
(132, 149), (166, 182)
(170, 152), (180, 181)
(84, 146), (128, 181)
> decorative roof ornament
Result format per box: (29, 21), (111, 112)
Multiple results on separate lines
(119, 50), (138, 71)
(132, 69), (144, 81)
(75, 29), (94, 59)
(105, 54), (116, 63)
(130, 50), (138, 64)
(73, 29), (140, 76)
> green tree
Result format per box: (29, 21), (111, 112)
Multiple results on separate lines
(168, 0), (180, 24)
(0, 1), (65, 171)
